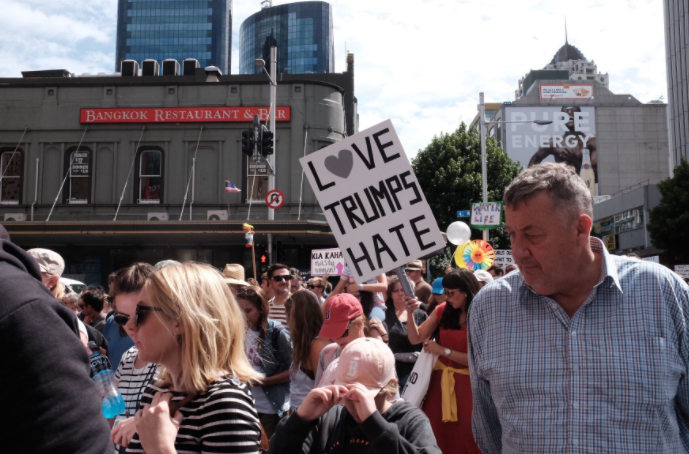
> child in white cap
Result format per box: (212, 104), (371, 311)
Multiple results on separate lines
(269, 337), (440, 454)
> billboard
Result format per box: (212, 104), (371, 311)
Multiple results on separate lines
(540, 84), (593, 100)
(504, 106), (597, 196)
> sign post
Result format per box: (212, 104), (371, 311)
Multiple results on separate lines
(300, 120), (444, 292)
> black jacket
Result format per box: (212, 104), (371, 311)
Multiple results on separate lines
(268, 400), (440, 454)
(0, 237), (112, 453)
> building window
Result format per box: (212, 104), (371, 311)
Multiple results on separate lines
(246, 156), (268, 203)
(65, 147), (91, 204)
(0, 149), (23, 205)
(137, 148), (163, 204)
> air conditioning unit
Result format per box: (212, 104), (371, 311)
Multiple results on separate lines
(142, 59), (159, 76)
(162, 59), (180, 76)
(207, 210), (228, 221)
(183, 58), (200, 76)
(147, 212), (168, 221)
(121, 60), (139, 77)
(4, 213), (26, 222)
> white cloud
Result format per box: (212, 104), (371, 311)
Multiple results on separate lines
(1, 0), (667, 157)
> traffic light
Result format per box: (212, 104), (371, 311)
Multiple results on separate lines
(260, 125), (274, 157)
(241, 128), (254, 157)
(260, 254), (267, 264)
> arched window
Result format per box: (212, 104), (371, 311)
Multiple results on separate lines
(137, 148), (163, 204)
(0, 148), (23, 205)
(65, 147), (91, 204)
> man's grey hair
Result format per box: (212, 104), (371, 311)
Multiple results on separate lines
(504, 163), (593, 222)
(62, 292), (79, 305)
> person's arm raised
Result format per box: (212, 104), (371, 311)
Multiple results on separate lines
(406, 298), (438, 345)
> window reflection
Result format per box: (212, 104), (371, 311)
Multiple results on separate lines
(139, 150), (162, 204)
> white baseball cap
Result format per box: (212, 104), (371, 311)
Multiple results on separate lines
(27, 248), (65, 277)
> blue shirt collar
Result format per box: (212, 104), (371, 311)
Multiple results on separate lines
(518, 236), (623, 298)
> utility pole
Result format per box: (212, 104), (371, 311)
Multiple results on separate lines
(479, 92), (489, 242)
(267, 46), (277, 264)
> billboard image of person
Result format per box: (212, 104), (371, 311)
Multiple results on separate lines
(505, 106), (597, 196)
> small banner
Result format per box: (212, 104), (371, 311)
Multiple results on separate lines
(470, 202), (503, 230)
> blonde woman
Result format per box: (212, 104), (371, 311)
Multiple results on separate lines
(124, 263), (263, 454)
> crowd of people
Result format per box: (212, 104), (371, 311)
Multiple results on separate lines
(1, 162), (687, 453)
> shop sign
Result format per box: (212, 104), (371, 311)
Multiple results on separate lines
(80, 107), (291, 124)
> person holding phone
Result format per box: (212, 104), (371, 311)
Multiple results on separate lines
(406, 269), (482, 454)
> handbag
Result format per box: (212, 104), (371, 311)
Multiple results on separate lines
(400, 349), (438, 407)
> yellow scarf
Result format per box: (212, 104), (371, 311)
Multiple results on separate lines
(433, 360), (470, 422)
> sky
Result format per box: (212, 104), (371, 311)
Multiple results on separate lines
(0, 0), (667, 158)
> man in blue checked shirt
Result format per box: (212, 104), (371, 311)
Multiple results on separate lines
(468, 163), (689, 454)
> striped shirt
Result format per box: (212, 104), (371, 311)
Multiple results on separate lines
(468, 237), (689, 454)
(125, 376), (261, 454)
(114, 347), (158, 417)
(268, 297), (288, 326)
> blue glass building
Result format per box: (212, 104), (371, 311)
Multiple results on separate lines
(116, 0), (232, 74)
(239, 1), (334, 75)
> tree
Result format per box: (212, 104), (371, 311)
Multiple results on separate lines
(412, 123), (522, 277)
(647, 159), (689, 265)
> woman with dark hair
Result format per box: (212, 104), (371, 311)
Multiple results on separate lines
(109, 263), (159, 453)
(384, 276), (428, 388)
(286, 291), (330, 412)
(236, 286), (292, 440)
(406, 269), (482, 454)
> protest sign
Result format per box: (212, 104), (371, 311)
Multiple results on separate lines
(494, 249), (515, 268)
(300, 120), (444, 282)
(674, 265), (689, 278)
(471, 202), (503, 230)
(311, 248), (345, 276)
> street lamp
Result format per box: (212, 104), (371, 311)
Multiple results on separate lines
(478, 92), (552, 241)
(255, 48), (277, 264)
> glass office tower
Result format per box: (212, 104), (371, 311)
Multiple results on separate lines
(239, 1), (334, 75)
(116, 0), (232, 74)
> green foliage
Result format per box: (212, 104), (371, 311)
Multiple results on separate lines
(647, 159), (689, 265)
(412, 123), (522, 257)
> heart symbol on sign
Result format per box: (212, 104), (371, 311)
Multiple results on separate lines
(324, 149), (353, 179)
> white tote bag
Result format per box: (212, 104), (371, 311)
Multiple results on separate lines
(400, 351), (438, 407)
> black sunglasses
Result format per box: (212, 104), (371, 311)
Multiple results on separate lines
(113, 303), (163, 327)
(272, 275), (290, 282)
(308, 284), (323, 289)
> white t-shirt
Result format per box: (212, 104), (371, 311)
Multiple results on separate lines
(245, 329), (276, 414)
(341, 265), (386, 307)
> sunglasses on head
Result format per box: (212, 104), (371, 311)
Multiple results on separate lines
(113, 303), (164, 327)
(272, 275), (291, 282)
(237, 288), (258, 297)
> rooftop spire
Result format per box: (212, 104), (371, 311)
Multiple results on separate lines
(565, 16), (568, 44)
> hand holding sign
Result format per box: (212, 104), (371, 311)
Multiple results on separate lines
(300, 120), (444, 282)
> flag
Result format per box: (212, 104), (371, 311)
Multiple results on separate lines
(225, 179), (241, 193)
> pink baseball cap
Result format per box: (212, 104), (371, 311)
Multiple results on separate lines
(330, 337), (396, 397)
(318, 293), (363, 339)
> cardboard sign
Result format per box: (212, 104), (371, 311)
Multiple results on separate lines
(471, 202), (502, 229)
(300, 120), (444, 282)
(675, 265), (689, 278)
(311, 248), (346, 276)
(494, 249), (515, 268)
